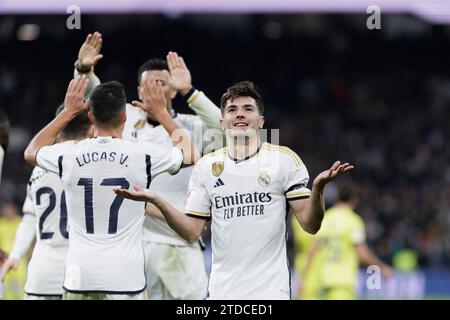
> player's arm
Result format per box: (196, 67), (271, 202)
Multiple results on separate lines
(115, 186), (206, 243)
(0, 249), (7, 267)
(167, 52), (223, 131)
(132, 75), (200, 165)
(24, 76), (90, 166)
(291, 161), (354, 234)
(73, 32), (102, 98)
(356, 244), (394, 278)
(0, 214), (36, 281)
(145, 203), (165, 220)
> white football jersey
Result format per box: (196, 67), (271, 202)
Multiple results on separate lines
(36, 137), (183, 293)
(122, 102), (222, 245)
(185, 143), (311, 299)
(23, 162), (70, 295)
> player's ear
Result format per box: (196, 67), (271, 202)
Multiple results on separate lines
(87, 124), (95, 138)
(220, 118), (225, 130)
(121, 111), (127, 124)
(259, 115), (265, 129)
(137, 85), (142, 100)
(88, 111), (95, 124)
(169, 86), (177, 100)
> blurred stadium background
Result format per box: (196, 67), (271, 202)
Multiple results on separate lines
(1, 0), (450, 299)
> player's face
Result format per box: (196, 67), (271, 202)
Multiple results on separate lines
(138, 69), (177, 107)
(221, 96), (264, 139)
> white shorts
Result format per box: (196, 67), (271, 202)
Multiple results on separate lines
(143, 240), (208, 300)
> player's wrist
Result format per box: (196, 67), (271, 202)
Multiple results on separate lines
(180, 86), (194, 98)
(152, 108), (171, 122)
(74, 59), (93, 73)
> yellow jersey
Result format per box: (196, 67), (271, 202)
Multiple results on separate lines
(316, 206), (365, 289)
(291, 215), (322, 299)
(0, 216), (27, 299)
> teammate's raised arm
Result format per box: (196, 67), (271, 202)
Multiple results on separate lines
(167, 51), (192, 97)
(74, 32), (102, 97)
(114, 185), (205, 243)
(290, 161), (354, 234)
(132, 75), (200, 165)
(24, 75), (90, 166)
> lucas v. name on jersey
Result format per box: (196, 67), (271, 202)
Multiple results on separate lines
(75, 151), (129, 167)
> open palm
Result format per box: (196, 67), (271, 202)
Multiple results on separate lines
(313, 161), (354, 189)
(77, 32), (103, 70)
(167, 51), (192, 96)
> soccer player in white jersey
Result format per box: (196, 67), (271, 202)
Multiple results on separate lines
(115, 81), (354, 300)
(73, 32), (222, 299)
(1, 106), (92, 300)
(24, 75), (199, 300)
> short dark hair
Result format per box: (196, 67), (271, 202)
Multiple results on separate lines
(220, 81), (264, 115)
(337, 185), (357, 203)
(55, 104), (91, 140)
(89, 81), (127, 128)
(137, 58), (168, 84)
(0, 109), (10, 151)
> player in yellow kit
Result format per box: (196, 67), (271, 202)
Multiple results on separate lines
(303, 185), (393, 300)
(291, 216), (322, 299)
(0, 203), (28, 299)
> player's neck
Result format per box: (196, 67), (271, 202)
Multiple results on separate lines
(228, 136), (260, 160)
(334, 202), (353, 209)
(93, 126), (123, 139)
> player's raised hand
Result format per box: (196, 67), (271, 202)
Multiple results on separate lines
(0, 258), (19, 282)
(313, 161), (354, 189)
(114, 185), (156, 203)
(63, 75), (90, 116)
(76, 32), (103, 72)
(167, 51), (192, 96)
(132, 75), (167, 119)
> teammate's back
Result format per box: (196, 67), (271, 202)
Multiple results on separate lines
(51, 136), (181, 292)
(24, 77), (197, 298)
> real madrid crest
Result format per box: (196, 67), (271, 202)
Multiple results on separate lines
(258, 171), (271, 186)
(212, 162), (224, 177)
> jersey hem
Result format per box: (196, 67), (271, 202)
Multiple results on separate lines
(62, 285), (146, 295)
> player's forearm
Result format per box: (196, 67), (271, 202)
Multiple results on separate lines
(24, 110), (77, 165)
(296, 185), (325, 234)
(155, 111), (200, 165)
(150, 194), (202, 242)
(188, 90), (223, 131)
(145, 203), (166, 221)
(9, 214), (36, 260)
(356, 244), (388, 268)
(73, 68), (100, 98)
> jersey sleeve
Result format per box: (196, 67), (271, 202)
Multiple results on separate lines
(282, 148), (311, 202)
(22, 182), (36, 216)
(185, 160), (211, 220)
(35, 144), (65, 175)
(140, 141), (183, 177)
(350, 215), (366, 245)
(10, 183), (37, 259)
